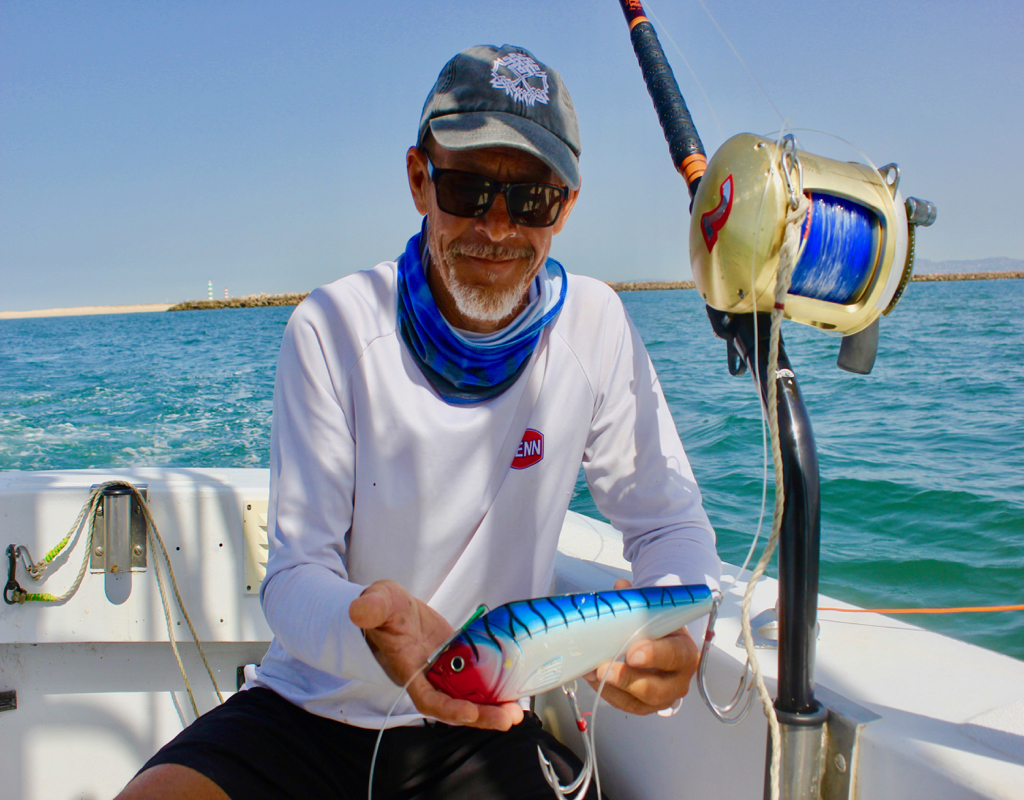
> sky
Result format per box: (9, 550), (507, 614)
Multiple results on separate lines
(2, 0), (1022, 312)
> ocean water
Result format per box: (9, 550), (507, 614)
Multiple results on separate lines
(1, 281), (1022, 659)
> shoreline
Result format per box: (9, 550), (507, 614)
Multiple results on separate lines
(4, 272), (1022, 319)
(0, 303), (172, 320)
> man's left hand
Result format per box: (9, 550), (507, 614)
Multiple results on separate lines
(582, 579), (700, 715)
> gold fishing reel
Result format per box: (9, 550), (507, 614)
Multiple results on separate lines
(689, 134), (936, 354)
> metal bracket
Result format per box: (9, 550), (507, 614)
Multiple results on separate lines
(736, 607), (781, 649)
(817, 685), (882, 800)
(878, 163), (900, 197)
(735, 607), (820, 649)
(89, 485), (148, 574)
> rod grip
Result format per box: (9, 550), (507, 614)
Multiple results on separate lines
(620, 2), (706, 197)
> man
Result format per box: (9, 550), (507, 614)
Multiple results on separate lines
(118, 44), (719, 800)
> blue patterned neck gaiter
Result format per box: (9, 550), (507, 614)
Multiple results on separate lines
(396, 226), (567, 405)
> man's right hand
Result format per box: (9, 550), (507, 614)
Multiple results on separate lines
(349, 579), (524, 731)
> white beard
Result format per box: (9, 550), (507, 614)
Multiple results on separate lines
(446, 272), (533, 323)
(434, 239), (538, 325)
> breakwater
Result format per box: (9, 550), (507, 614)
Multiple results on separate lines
(167, 292), (309, 311)
(911, 271), (1024, 282)
(165, 272), (1023, 311)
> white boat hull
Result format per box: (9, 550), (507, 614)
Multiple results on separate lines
(1, 469), (1022, 799)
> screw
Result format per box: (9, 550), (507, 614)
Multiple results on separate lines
(834, 753), (847, 773)
(97, 506), (104, 516)
(94, 546), (104, 556)
(247, 504), (252, 510)
(133, 545), (143, 556)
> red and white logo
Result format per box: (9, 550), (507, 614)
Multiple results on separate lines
(511, 429), (544, 469)
(700, 174), (734, 252)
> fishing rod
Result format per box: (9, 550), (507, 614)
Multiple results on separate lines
(616, 2), (936, 799)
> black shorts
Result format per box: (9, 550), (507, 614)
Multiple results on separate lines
(141, 687), (604, 800)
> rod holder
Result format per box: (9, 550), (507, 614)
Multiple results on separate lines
(89, 484), (148, 574)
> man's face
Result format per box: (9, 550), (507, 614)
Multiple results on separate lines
(407, 142), (578, 333)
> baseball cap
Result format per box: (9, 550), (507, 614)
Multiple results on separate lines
(418, 44), (581, 190)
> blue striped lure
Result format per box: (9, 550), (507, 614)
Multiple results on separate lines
(425, 585), (713, 704)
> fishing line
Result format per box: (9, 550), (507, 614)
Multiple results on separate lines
(640, 0), (724, 143)
(367, 674), (420, 800)
(693, 0), (786, 125)
(821, 604), (1024, 615)
(367, 605), (491, 800)
(547, 605), (712, 800)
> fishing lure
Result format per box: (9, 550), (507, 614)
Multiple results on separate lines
(426, 585), (713, 704)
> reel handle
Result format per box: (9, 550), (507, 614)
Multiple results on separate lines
(618, 0), (707, 199)
(905, 197), (937, 227)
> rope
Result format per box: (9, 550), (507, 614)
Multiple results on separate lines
(14, 486), (107, 602)
(738, 186), (809, 800)
(12, 480), (224, 716)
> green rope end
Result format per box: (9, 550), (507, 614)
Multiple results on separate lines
(43, 535), (73, 564)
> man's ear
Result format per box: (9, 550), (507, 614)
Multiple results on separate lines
(552, 182), (581, 235)
(407, 146), (431, 216)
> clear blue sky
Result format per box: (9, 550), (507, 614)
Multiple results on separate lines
(2, 0), (1021, 311)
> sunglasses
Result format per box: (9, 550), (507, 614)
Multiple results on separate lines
(427, 160), (569, 228)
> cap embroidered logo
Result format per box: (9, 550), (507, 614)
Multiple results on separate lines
(511, 429), (544, 469)
(490, 54), (550, 107)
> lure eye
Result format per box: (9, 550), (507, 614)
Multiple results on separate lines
(450, 656), (465, 673)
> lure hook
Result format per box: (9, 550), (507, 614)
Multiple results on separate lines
(537, 682), (594, 798)
(697, 591), (756, 724)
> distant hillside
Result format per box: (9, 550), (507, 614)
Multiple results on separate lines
(915, 257), (1024, 274)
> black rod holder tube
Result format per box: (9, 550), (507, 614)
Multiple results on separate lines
(707, 309), (821, 713)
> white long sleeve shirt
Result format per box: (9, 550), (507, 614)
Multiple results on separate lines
(252, 259), (720, 728)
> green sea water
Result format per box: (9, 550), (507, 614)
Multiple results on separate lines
(1, 280), (1021, 658)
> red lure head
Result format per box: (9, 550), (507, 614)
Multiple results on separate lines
(425, 639), (498, 704)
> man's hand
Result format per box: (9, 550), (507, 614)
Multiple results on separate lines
(349, 580), (524, 731)
(582, 579), (700, 715)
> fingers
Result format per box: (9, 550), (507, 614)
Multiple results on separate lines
(585, 657), (690, 712)
(348, 581), (397, 630)
(405, 674), (523, 731)
(626, 628), (698, 673)
(582, 627), (699, 714)
(583, 671), (662, 715)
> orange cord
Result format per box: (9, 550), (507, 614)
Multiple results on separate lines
(819, 604), (1024, 615)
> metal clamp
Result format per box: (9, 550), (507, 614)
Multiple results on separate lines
(89, 484), (148, 574)
(4, 545), (23, 605)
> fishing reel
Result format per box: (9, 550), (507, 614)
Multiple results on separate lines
(689, 133), (936, 373)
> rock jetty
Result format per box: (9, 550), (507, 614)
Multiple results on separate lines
(911, 272), (1023, 282)
(164, 272), (1022, 312)
(168, 292), (310, 311)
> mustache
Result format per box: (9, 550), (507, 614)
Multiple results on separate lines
(447, 240), (535, 262)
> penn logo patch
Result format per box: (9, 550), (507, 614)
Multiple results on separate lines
(511, 429), (544, 469)
(491, 54), (550, 107)
(701, 174), (734, 252)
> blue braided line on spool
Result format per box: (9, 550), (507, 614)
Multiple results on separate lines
(790, 193), (876, 304)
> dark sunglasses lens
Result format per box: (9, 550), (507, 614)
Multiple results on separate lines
(506, 184), (564, 227)
(435, 172), (494, 218)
